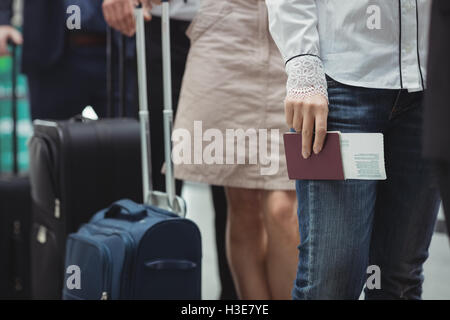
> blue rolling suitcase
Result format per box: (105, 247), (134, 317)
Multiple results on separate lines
(62, 3), (202, 300)
(63, 199), (201, 300)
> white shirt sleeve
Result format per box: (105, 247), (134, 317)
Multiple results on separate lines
(265, 0), (328, 101)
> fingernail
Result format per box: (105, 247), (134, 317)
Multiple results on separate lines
(314, 146), (321, 154)
(303, 151), (310, 159)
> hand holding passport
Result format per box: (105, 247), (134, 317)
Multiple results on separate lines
(284, 131), (387, 180)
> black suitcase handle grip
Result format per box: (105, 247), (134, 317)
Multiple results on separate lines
(105, 199), (147, 221)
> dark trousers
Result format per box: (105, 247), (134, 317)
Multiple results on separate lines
(27, 45), (108, 120)
(437, 162), (450, 237)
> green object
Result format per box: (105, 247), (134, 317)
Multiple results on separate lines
(0, 45), (32, 174)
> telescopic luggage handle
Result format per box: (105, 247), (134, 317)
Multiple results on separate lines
(135, 3), (186, 217)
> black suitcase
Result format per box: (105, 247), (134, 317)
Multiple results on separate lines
(28, 31), (142, 299)
(0, 43), (31, 299)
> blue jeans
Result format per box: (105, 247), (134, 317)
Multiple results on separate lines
(293, 78), (441, 300)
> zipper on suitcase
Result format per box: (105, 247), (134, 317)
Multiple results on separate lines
(54, 198), (60, 219)
(118, 231), (136, 299)
(29, 133), (60, 198)
(68, 234), (112, 300)
(84, 224), (136, 299)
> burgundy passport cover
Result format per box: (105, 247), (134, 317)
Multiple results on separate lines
(283, 132), (345, 180)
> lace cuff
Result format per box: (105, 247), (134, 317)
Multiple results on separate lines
(285, 55), (328, 102)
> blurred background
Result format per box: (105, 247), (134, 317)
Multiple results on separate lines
(0, 0), (31, 175)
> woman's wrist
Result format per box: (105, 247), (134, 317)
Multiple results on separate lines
(285, 55), (328, 102)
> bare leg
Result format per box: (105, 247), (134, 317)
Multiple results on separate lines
(262, 190), (299, 300)
(225, 187), (271, 300)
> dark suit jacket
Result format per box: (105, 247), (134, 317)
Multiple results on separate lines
(423, 0), (450, 161)
(0, 0), (65, 73)
(0, 0), (13, 26)
(0, 1), (111, 74)
(22, 0), (66, 73)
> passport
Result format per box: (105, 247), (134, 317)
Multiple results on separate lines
(284, 131), (386, 180)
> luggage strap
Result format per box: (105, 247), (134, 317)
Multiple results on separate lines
(105, 199), (147, 221)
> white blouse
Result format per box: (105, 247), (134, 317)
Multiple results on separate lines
(265, 0), (432, 101)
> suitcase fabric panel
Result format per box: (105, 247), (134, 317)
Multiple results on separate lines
(134, 220), (202, 300)
(0, 177), (31, 299)
(63, 234), (113, 300)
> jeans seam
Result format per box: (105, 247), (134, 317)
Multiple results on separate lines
(307, 181), (314, 299)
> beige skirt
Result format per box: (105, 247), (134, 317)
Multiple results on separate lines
(173, 0), (294, 190)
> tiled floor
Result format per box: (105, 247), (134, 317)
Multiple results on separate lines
(183, 182), (450, 300)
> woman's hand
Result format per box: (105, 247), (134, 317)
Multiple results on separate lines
(285, 94), (328, 159)
(284, 55), (329, 159)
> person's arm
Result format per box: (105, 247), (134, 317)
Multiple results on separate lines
(266, 0), (328, 159)
(0, 0), (23, 56)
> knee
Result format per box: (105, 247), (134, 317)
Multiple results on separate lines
(293, 245), (367, 299)
(227, 188), (260, 213)
(226, 188), (263, 234)
(265, 193), (297, 228)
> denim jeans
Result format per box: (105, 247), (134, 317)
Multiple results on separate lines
(293, 78), (441, 300)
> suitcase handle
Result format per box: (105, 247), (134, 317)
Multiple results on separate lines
(145, 259), (197, 271)
(161, 0), (176, 206)
(105, 199), (147, 221)
(135, 4), (186, 217)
